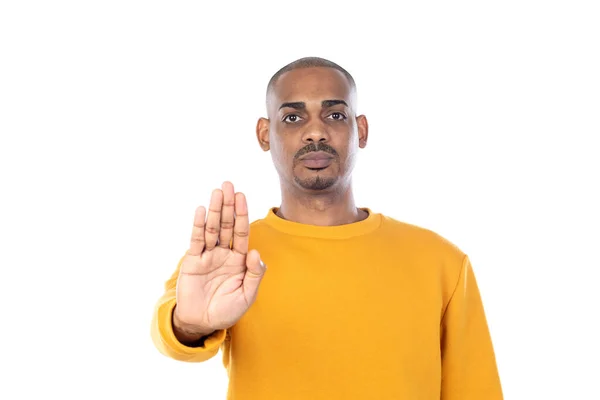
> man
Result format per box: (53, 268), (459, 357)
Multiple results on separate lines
(151, 57), (503, 399)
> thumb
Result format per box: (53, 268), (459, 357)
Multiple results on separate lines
(243, 249), (267, 304)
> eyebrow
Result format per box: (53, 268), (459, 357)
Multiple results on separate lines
(279, 101), (305, 111)
(322, 99), (348, 108)
(278, 99), (349, 110)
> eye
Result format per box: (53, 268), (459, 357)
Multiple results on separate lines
(328, 112), (347, 121)
(283, 114), (302, 123)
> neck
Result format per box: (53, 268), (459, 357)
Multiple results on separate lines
(277, 181), (368, 226)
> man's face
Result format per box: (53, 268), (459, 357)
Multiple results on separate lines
(257, 67), (368, 192)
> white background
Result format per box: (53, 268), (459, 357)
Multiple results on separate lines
(1, 1), (599, 399)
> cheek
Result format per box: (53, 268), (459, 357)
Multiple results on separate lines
(270, 134), (295, 164)
(347, 123), (359, 146)
(269, 130), (285, 154)
(339, 134), (359, 167)
(335, 126), (358, 156)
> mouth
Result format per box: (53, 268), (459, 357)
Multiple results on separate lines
(300, 152), (334, 170)
(302, 157), (333, 171)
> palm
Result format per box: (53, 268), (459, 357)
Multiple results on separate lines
(175, 182), (264, 332)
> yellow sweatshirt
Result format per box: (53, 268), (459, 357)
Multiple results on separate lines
(151, 208), (503, 399)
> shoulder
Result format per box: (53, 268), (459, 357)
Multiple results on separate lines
(249, 217), (268, 231)
(378, 213), (466, 262)
(377, 214), (469, 291)
(248, 217), (276, 239)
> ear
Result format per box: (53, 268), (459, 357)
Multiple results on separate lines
(356, 115), (369, 148)
(256, 117), (270, 151)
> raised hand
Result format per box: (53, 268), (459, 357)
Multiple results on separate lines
(173, 182), (266, 341)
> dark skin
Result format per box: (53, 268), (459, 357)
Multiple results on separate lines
(172, 67), (370, 344)
(256, 67), (370, 226)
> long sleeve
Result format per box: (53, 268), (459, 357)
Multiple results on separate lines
(150, 255), (227, 362)
(440, 256), (503, 399)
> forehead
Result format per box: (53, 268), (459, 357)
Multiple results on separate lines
(270, 67), (353, 104)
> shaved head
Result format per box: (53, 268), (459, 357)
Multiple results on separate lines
(266, 57), (356, 105)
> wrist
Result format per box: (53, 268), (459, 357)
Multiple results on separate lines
(172, 306), (214, 343)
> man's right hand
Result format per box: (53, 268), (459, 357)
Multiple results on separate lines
(173, 181), (266, 343)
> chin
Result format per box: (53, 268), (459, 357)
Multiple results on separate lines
(293, 175), (338, 191)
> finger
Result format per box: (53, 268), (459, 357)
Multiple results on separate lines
(243, 249), (266, 305)
(188, 205), (206, 256)
(232, 192), (249, 255)
(218, 181), (235, 248)
(204, 189), (223, 250)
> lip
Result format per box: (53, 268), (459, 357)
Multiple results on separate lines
(300, 151), (334, 161)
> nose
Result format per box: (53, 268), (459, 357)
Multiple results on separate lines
(301, 120), (331, 144)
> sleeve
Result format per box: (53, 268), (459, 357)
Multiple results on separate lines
(150, 255), (227, 362)
(440, 255), (503, 399)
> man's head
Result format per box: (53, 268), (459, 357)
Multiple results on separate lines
(256, 57), (368, 193)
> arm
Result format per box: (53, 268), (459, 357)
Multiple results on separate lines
(150, 255), (227, 362)
(440, 256), (503, 399)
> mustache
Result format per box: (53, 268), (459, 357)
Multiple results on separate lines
(294, 142), (339, 159)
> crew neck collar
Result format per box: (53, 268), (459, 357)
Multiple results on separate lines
(261, 207), (382, 239)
